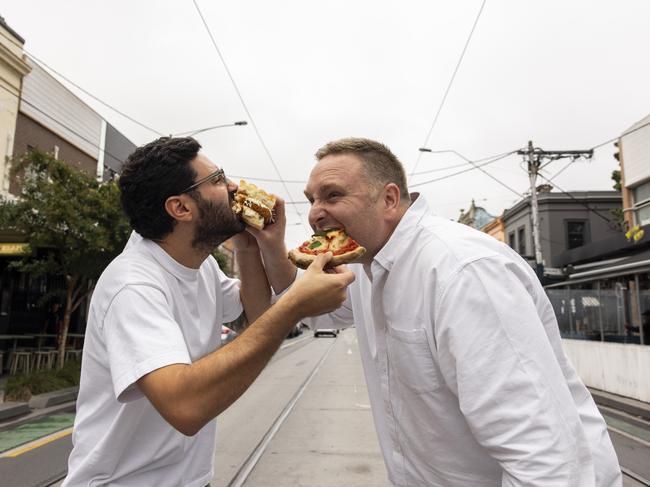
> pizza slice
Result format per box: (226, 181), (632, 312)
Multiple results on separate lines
(232, 180), (277, 230)
(288, 229), (366, 269)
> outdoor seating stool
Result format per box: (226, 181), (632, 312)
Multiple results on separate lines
(32, 350), (53, 371)
(48, 349), (59, 366)
(65, 349), (82, 362)
(9, 350), (32, 375)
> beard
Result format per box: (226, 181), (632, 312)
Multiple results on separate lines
(191, 191), (245, 252)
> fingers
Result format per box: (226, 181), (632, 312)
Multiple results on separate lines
(274, 196), (285, 220)
(328, 264), (349, 274)
(308, 252), (333, 272)
(335, 268), (356, 286)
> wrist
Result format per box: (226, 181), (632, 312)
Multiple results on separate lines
(274, 290), (303, 323)
(258, 239), (287, 258)
(233, 242), (260, 256)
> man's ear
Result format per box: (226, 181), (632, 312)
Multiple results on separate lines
(383, 183), (401, 212)
(164, 195), (194, 222)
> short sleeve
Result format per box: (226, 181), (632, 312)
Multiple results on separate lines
(216, 266), (242, 323)
(103, 285), (192, 402)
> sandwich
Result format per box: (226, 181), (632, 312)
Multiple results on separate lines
(232, 180), (277, 230)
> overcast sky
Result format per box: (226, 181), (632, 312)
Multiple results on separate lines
(3, 0), (650, 246)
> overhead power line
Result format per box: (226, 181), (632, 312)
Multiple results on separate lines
(409, 0), (488, 179)
(174, 121), (248, 137)
(536, 172), (614, 226)
(0, 36), (166, 136)
(0, 83), (131, 171)
(191, 0), (309, 234)
(410, 151), (517, 188)
(415, 149), (522, 197)
(0, 30), (250, 144)
(591, 119), (650, 150)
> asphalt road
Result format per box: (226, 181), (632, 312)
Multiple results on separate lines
(1, 328), (648, 486)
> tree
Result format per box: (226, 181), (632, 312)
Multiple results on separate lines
(611, 169), (621, 191)
(212, 248), (232, 277)
(0, 150), (131, 368)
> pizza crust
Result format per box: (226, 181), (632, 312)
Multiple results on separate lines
(288, 245), (366, 269)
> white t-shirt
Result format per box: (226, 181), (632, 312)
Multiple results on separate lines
(309, 194), (621, 486)
(64, 236), (242, 487)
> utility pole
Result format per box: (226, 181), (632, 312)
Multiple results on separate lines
(516, 141), (594, 280)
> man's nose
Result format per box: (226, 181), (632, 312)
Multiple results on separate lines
(308, 202), (326, 229)
(227, 179), (238, 192)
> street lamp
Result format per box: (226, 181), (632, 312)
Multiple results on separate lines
(419, 147), (470, 161)
(174, 121), (248, 137)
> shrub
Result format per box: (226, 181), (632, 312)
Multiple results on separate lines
(5, 359), (81, 402)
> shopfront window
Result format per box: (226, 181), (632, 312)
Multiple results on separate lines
(546, 273), (650, 345)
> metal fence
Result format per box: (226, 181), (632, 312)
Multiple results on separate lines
(546, 286), (649, 344)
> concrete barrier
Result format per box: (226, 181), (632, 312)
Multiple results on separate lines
(28, 387), (78, 409)
(0, 402), (30, 421)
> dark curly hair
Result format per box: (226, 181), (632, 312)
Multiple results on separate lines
(119, 137), (201, 240)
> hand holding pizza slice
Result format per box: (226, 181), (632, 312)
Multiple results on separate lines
(288, 229), (366, 269)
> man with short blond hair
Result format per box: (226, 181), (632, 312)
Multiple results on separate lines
(263, 137), (621, 486)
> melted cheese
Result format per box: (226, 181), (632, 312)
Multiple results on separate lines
(328, 232), (349, 252)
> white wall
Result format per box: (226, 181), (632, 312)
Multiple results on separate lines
(622, 115), (650, 188)
(562, 338), (650, 403)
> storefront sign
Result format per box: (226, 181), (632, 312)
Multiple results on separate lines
(0, 243), (30, 255)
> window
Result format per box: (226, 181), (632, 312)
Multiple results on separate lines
(633, 181), (650, 226)
(508, 232), (516, 249)
(517, 227), (526, 255)
(638, 204), (650, 227)
(566, 220), (588, 249)
(633, 181), (650, 205)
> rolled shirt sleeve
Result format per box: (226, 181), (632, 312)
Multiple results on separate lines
(434, 256), (596, 486)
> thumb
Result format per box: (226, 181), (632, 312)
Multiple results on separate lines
(308, 251), (333, 272)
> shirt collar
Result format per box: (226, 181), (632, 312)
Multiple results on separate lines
(143, 239), (200, 281)
(372, 192), (428, 272)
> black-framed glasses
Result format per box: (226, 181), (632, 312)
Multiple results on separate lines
(180, 168), (226, 194)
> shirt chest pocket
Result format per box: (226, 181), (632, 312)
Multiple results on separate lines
(386, 326), (441, 394)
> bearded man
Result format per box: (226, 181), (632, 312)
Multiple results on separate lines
(63, 137), (354, 487)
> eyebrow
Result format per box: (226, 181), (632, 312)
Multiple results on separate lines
(303, 183), (344, 201)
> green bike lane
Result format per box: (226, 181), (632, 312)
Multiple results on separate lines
(0, 412), (74, 457)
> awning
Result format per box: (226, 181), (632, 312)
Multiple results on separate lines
(545, 248), (650, 288)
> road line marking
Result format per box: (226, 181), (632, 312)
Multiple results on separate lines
(280, 334), (311, 350)
(621, 466), (650, 486)
(1, 427), (73, 458)
(607, 425), (650, 448)
(228, 339), (336, 487)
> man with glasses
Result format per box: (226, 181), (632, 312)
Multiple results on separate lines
(63, 137), (355, 487)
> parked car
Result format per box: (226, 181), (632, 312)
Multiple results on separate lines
(221, 325), (237, 344)
(287, 322), (303, 339)
(311, 315), (339, 338)
(314, 328), (338, 338)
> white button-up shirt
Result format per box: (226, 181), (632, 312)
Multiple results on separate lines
(315, 194), (621, 486)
